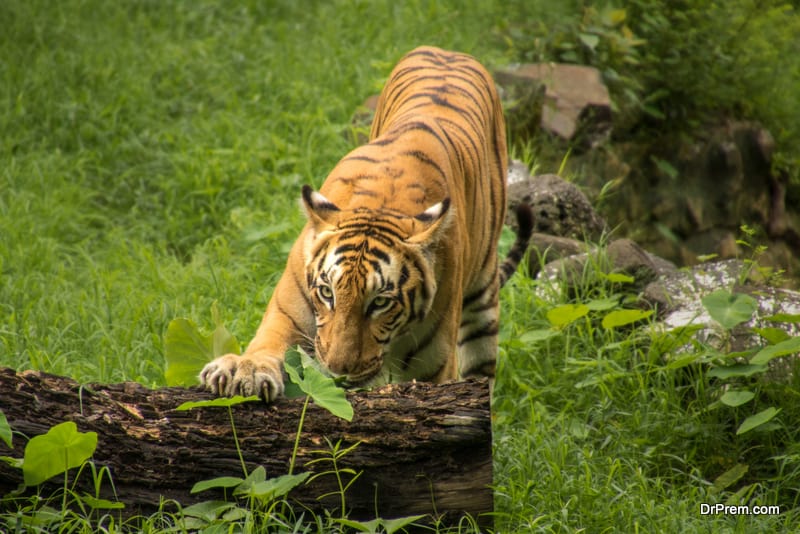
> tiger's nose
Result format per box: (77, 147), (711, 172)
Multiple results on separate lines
(324, 356), (352, 377)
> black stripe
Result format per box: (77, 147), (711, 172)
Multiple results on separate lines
(353, 189), (380, 197)
(369, 246), (391, 264)
(462, 279), (493, 308)
(458, 323), (499, 346)
(276, 301), (307, 339)
(386, 121), (449, 152)
(398, 264), (410, 290)
(343, 155), (382, 164)
(401, 313), (443, 370)
(461, 299), (498, 316)
(291, 268), (314, 313)
(400, 150), (447, 181)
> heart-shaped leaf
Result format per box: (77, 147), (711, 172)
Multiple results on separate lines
(23, 422), (97, 486)
(720, 390), (755, 407)
(601, 309), (653, 329)
(547, 304), (589, 328)
(284, 348), (353, 421)
(707, 364), (767, 379)
(164, 308), (241, 386)
(701, 290), (757, 330)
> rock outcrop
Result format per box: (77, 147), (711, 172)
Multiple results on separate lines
(494, 63), (612, 149)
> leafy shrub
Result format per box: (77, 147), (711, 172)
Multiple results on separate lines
(502, 0), (800, 180)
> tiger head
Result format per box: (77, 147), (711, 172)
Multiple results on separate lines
(300, 185), (451, 385)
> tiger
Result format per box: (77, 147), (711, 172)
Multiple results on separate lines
(200, 46), (533, 401)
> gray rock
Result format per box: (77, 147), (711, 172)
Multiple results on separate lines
(644, 259), (800, 382)
(495, 63), (612, 149)
(537, 238), (676, 296)
(506, 169), (607, 241)
(527, 233), (591, 278)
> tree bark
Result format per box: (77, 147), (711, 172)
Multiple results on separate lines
(0, 367), (492, 527)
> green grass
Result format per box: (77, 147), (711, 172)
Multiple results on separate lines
(493, 266), (800, 532)
(2, 1), (800, 532)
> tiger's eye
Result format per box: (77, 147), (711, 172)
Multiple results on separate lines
(318, 285), (333, 300)
(372, 296), (389, 308)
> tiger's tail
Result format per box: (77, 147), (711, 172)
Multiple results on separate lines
(499, 203), (534, 287)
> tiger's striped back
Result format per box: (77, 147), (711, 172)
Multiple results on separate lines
(305, 46), (522, 381)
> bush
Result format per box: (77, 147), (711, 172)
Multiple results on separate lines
(502, 0), (800, 180)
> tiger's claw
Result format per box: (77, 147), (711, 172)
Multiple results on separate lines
(200, 354), (285, 402)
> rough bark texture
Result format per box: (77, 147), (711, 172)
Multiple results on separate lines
(0, 368), (492, 526)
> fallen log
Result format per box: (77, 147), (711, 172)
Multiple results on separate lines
(0, 367), (492, 526)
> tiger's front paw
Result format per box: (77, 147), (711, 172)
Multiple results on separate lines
(199, 353), (285, 401)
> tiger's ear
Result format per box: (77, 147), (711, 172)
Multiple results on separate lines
(301, 185), (340, 229)
(407, 197), (452, 244)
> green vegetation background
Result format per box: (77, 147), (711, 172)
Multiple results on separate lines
(2, 0), (799, 531)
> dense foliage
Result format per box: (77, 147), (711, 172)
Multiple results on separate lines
(503, 0), (800, 179)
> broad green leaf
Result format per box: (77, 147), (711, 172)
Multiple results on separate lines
(210, 302), (242, 362)
(164, 314), (241, 387)
(762, 313), (800, 323)
(707, 364), (767, 379)
(601, 309), (653, 329)
(701, 290), (757, 330)
(285, 349), (354, 421)
(736, 407), (780, 435)
(547, 304), (589, 328)
(23, 421), (98, 486)
(284, 348), (305, 387)
(0, 410), (11, 448)
(300, 365), (354, 421)
(222, 506), (250, 522)
(519, 329), (560, 344)
(750, 336), (800, 365)
(710, 463), (749, 494)
(283, 381), (305, 398)
(720, 390), (755, 407)
(751, 327), (791, 345)
(181, 500), (238, 521)
(176, 395), (259, 411)
(241, 472), (310, 501)
(231, 466), (268, 497)
(164, 318), (209, 387)
(586, 296), (621, 311)
(191, 476), (245, 494)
